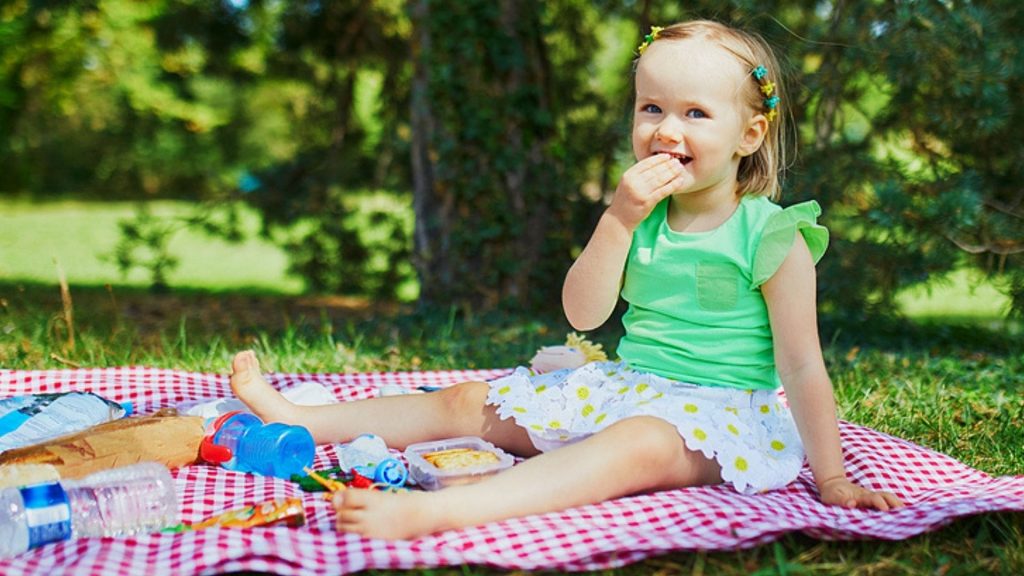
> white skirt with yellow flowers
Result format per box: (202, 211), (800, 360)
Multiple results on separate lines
(485, 361), (805, 494)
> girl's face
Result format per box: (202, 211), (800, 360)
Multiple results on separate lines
(632, 37), (764, 199)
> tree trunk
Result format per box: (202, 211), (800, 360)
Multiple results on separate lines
(408, 0), (559, 309)
(409, 0), (449, 304)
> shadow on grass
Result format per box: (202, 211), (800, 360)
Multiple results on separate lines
(821, 313), (1023, 356)
(2, 279), (1021, 371)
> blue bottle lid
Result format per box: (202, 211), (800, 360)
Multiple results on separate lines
(19, 482), (73, 549)
(373, 458), (408, 487)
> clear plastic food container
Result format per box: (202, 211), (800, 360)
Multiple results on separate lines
(404, 436), (514, 491)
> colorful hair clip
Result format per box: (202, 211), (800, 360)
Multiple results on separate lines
(751, 65), (780, 122)
(637, 26), (664, 55)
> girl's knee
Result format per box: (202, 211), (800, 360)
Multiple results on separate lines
(436, 381), (491, 421)
(603, 416), (721, 487)
(604, 416), (687, 469)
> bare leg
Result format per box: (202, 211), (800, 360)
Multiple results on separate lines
(229, 350), (537, 454)
(334, 415), (723, 539)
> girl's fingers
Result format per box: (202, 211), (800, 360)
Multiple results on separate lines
(881, 491), (904, 509)
(635, 151), (679, 169)
(632, 154), (684, 183)
(651, 174), (685, 200)
(654, 169), (688, 199)
(867, 493), (889, 511)
(856, 489), (904, 512)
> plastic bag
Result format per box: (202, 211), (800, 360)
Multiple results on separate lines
(0, 392), (131, 453)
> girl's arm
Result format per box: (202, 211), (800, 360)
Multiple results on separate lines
(563, 154), (687, 330)
(562, 211), (633, 331)
(761, 234), (903, 511)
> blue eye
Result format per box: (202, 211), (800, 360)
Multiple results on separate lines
(687, 109), (707, 119)
(641, 104), (662, 114)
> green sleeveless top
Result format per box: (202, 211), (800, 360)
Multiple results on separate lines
(617, 196), (829, 390)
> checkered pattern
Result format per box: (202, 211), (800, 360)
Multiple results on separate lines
(1, 367), (1021, 575)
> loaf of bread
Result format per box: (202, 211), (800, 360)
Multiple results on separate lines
(0, 463), (60, 488)
(0, 410), (204, 479)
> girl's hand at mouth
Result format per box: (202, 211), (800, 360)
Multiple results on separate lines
(607, 153), (689, 231)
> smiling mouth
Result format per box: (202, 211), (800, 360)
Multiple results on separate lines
(658, 151), (693, 165)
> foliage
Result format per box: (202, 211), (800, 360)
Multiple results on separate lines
(1, 0), (1022, 315)
(777, 0), (1024, 317)
(110, 205), (181, 292)
(0, 199), (303, 292)
(409, 0), (605, 308)
(282, 190), (416, 299)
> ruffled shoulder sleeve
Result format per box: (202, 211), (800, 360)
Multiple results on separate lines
(751, 200), (829, 288)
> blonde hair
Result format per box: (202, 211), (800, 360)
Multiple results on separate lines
(640, 20), (789, 200)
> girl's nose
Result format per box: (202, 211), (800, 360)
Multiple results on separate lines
(655, 118), (684, 143)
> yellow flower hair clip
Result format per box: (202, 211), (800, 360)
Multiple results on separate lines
(637, 26), (664, 55)
(752, 65), (780, 122)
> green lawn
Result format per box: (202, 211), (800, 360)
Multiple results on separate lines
(0, 286), (1021, 575)
(0, 199), (1014, 322)
(896, 268), (1013, 323)
(1, 199), (1022, 574)
(0, 199), (302, 293)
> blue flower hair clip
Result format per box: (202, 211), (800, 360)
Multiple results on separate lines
(752, 65), (779, 122)
(637, 26), (664, 55)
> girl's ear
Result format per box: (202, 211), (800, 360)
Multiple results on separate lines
(737, 114), (769, 157)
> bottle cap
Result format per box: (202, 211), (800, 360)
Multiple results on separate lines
(199, 411), (244, 464)
(373, 458), (408, 487)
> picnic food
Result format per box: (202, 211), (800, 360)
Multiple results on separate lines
(169, 497), (305, 531)
(422, 447), (500, 470)
(0, 464), (60, 489)
(529, 332), (608, 374)
(404, 436), (515, 490)
(0, 410), (204, 479)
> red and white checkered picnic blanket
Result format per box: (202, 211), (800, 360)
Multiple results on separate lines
(1, 367), (1021, 575)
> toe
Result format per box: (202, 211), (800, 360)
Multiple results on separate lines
(232, 350), (258, 375)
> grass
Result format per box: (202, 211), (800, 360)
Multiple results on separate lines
(1, 280), (1022, 575)
(2, 197), (1014, 321)
(2, 200), (1022, 573)
(895, 268), (1014, 324)
(0, 199), (303, 293)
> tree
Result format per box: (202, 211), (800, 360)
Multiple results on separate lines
(3, 0), (1020, 317)
(410, 0), (574, 308)
(598, 0), (1024, 317)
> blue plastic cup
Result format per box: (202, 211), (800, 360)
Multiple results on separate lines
(201, 412), (315, 479)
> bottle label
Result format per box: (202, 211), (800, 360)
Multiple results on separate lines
(19, 482), (72, 549)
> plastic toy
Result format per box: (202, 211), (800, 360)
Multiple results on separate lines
(529, 332), (608, 373)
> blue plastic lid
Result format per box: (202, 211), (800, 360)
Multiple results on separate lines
(374, 458), (409, 487)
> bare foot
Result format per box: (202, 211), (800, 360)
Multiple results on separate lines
(333, 489), (453, 540)
(229, 350), (297, 423)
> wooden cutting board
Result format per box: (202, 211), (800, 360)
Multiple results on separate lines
(0, 409), (205, 479)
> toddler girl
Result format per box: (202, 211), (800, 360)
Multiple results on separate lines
(230, 19), (902, 540)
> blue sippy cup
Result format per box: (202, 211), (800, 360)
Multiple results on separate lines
(200, 411), (315, 479)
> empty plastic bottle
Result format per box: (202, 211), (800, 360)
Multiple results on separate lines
(337, 434), (408, 487)
(199, 411), (315, 479)
(0, 461), (178, 558)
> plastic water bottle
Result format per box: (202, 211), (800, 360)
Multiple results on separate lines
(0, 462), (178, 558)
(337, 434), (409, 487)
(199, 411), (315, 478)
